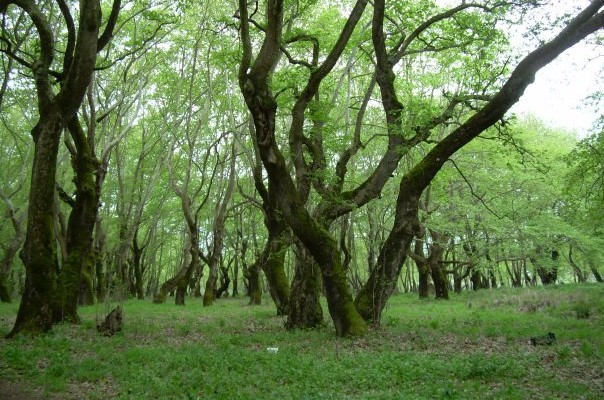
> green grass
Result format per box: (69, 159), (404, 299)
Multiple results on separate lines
(1, 283), (603, 399)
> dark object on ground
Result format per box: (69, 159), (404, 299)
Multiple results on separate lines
(97, 306), (123, 336)
(530, 332), (556, 346)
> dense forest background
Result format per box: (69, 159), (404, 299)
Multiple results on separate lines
(0, 0), (602, 338)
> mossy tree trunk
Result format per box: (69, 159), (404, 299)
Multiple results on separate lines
(53, 118), (101, 322)
(154, 239), (195, 304)
(166, 195), (204, 306)
(5, 0), (121, 337)
(175, 253), (199, 306)
(534, 249), (559, 286)
(215, 265), (231, 298)
(262, 230), (291, 315)
(247, 132), (291, 314)
(10, 110), (63, 336)
(155, 233), (202, 306)
(286, 245), (323, 330)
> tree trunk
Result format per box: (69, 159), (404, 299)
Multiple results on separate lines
(286, 245), (323, 330)
(533, 249), (558, 286)
(156, 262), (191, 305)
(453, 272), (462, 293)
(589, 261), (603, 283)
(411, 239), (430, 299)
(8, 111), (63, 337)
(53, 118), (100, 321)
(256, 209), (291, 314)
(470, 271), (482, 291)
(203, 143), (236, 307)
(216, 266), (231, 298)
(355, 193), (423, 322)
(232, 256), (239, 297)
(263, 234), (290, 315)
(0, 223), (24, 303)
(202, 265), (218, 306)
(568, 245), (587, 283)
(130, 228), (146, 300)
(418, 264), (430, 299)
(175, 246), (201, 305)
(245, 261), (262, 305)
(154, 238), (198, 305)
(94, 221), (108, 302)
(427, 231), (449, 300)
(190, 263), (203, 298)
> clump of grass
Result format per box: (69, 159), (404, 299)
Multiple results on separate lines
(572, 301), (591, 319)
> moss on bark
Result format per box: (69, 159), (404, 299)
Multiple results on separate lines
(286, 249), (322, 330)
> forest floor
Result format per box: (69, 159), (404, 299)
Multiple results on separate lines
(0, 283), (602, 399)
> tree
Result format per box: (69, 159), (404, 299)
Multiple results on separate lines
(2, 0), (120, 337)
(354, 0), (604, 323)
(238, 0), (370, 336)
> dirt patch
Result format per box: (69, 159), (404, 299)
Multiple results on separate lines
(0, 379), (60, 400)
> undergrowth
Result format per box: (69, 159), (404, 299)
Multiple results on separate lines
(0, 283), (602, 399)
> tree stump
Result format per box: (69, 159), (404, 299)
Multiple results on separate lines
(97, 306), (123, 336)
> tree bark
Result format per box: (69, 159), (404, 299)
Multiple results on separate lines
(533, 249), (559, 286)
(245, 260), (262, 305)
(247, 125), (292, 312)
(286, 245), (323, 330)
(215, 266), (231, 298)
(10, 109), (63, 336)
(411, 239), (430, 299)
(262, 230), (291, 315)
(429, 231), (449, 300)
(53, 118), (101, 322)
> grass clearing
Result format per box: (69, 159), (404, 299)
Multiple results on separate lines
(1, 283), (602, 399)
